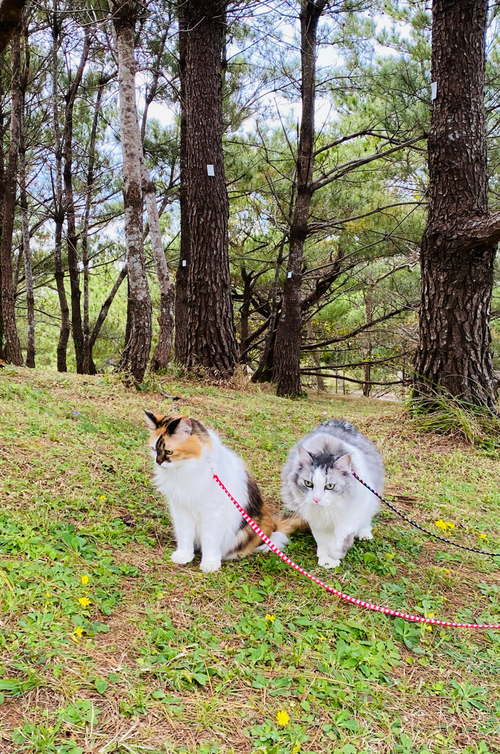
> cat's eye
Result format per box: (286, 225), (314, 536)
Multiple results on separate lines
(164, 450), (173, 456)
(325, 483), (335, 490)
(304, 480), (313, 488)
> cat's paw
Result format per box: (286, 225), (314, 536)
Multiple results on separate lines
(170, 549), (194, 564)
(318, 556), (340, 569)
(200, 559), (221, 573)
(357, 530), (373, 541)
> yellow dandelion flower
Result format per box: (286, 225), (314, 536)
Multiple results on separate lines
(479, 533), (487, 539)
(425, 625), (432, 631)
(426, 612), (434, 619)
(435, 519), (454, 532)
(445, 569), (451, 574)
(265, 614), (275, 622)
(81, 575), (89, 585)
(99, 495), (107, 502)
(78, 597), (91, 607)
(46, 592), (51, 597)
(75, 626), (83, 638)
(276, 710), (289, 726)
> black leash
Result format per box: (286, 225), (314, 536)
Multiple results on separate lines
(351, 470), (500, 558)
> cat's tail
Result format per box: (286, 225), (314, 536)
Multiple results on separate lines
(257, 513), (309, 552)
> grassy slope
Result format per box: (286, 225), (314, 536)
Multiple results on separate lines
(0, 367), (499, 754)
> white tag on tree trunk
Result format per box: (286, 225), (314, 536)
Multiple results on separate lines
(287, 271), (293, 278)
(182, 260), (186, 267)
(207, 164), (215, 176)
(431, 82), (437, 100)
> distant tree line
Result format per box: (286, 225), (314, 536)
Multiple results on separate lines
(0, 0), (499, 408)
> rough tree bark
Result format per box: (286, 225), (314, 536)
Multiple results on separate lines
(19, 26), (34, 367)
(414, 0), (500, 408)
(111, 0), (152, 382)
(0, 23), (23, 365)
(174, 0), (237, 377)
(0, 0), (27, 54)
(139, 27), (174, 372)
(63, 31), (91, 374)
(174, 0), (190, 366)
(81, 78), (105, 375)
(51, 0), (70, 372)
(273, 0), (327, 397)
(143, 169), (175, 372)
(0, 75), (5, 359)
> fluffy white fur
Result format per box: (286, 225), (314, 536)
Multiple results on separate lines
(150, 424), (260, 572)
(281, 421), (384, 568)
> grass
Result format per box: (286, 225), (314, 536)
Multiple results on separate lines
(0, 366), (500, 754)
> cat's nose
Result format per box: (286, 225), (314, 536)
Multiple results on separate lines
(313, 496), (321, 504)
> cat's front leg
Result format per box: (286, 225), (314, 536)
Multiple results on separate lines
(326, 531), (356, 566)
(198, 524), (224, 572)
(170, 507), (196, 565)
(199, 543), (222, 572)
(311, 526), (341, 569)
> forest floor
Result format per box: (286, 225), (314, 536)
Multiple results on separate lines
(0, 367), (499, 754)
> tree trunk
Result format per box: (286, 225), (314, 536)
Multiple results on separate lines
(0, 78), (5, 360)
(174, 0), (190, 366)
(89, 265), (128, 352)
(143, 170), (174, 372)
(251, 237), (286, 383)
(19, 33), (35, 368)
(273, 0), (326, 397)
(238, 266), (253, 365)
(362, 285), (373, 398)
(138, 28), (174, 373)
(414, 0), (498, 408)
(111, 0), (152, 383)
(63, 31), (91, 374)
(0, 0), (27, 55)
(51, 0), (70, 372)
(0, 24), (23, 365)
(174, 0), (237, 378)
(81, 78), (105, 376)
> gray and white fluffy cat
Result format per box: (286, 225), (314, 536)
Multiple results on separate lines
(280, 420), (384, 568)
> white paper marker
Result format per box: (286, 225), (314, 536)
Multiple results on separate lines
(431, 82), (437, 100)
(207, 164), (215, 176)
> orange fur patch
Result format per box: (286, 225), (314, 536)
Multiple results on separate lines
(169, 434), (204, 461)
(148, 415), (213, 463)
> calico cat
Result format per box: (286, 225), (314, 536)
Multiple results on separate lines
(280, 419), (384, 568)
(144, 412), (289, 572)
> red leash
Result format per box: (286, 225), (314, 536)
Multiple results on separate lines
(212, 471), (500, 630)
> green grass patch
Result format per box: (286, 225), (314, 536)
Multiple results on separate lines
(0, 367), (500, 753)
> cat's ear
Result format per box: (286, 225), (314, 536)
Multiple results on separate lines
(297, 446), (313, 465)
(334, 454), (351, 474)
(144, 411), (160, 430)
(174, 417), (193, 438)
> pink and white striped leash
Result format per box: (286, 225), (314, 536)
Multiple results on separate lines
(211, 470), (500, 630)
